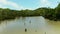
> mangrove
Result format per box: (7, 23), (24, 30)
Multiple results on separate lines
(0, 3), (60, 21)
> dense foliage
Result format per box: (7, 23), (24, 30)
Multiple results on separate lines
(0, 3), (60, 21)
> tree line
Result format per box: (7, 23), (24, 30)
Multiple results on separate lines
(0, 3), (60, 21)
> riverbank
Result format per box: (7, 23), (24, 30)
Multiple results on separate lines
(45, 19), (60, 25)
(0, 3), (60, 21)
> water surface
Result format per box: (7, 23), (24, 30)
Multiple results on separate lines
(0, 16), (60, 34)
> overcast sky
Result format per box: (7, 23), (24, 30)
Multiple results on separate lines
(0, 0), (60, 10)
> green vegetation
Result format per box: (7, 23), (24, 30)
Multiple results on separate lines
(0, 3), (60, 21)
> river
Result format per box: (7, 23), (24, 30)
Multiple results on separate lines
(0, 16), (60, 34)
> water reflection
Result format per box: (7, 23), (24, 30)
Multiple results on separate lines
(0, 16), (60, 34)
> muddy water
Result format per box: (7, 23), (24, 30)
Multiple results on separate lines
(0, 16), (60, 34)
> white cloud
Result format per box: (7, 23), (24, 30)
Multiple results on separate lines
(0, 0), (34, 10)
(0, 0), (24, 10)
(39, 0), (52, 7)
(39, 0), (60, 8)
